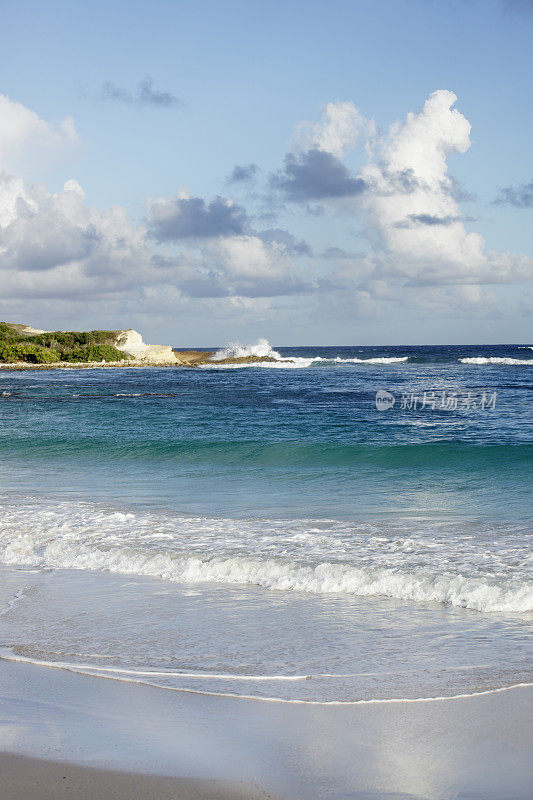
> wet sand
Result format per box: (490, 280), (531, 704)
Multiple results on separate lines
(1, 655), (532, 799)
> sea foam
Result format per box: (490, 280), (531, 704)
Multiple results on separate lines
(0, 497), (531, 614)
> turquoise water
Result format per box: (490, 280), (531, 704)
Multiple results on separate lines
(0, 344), (531, 700)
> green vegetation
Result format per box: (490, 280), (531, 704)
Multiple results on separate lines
(61, 344), (129, 362)
(0, 342), (61, 363)
(0, 323), (131, 364)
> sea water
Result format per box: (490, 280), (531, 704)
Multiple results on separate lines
(0, 343), (531, 702)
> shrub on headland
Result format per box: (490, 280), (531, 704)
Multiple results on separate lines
(61, 344), (129, 362)
(0, 342), (61, 363)
(0, 323), (131, 363)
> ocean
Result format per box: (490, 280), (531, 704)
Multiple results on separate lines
(0, 343), (531, 704)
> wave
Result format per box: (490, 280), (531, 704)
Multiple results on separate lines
(201, 357), (319, 369)
(212, 338), (282, 360)
(207, 339), (409, 368)
(460, 357), (533, 365)
(113, 393), (178, 397)
(24, 549), (529, 613)
(0, 439), (530, 468)
(0, 498), (530, 614)
(10, 550), (530, 613)
(332, 356), (408, 364)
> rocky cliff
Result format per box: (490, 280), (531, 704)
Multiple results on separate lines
(114, 329), (179, 364)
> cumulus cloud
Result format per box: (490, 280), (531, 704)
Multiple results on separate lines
(147, 195), (248, 240)
(294, 101), (368, 158)
(258, 228), (312, 256)
(0, 94), (77, 170)
(0, 175), (312, 301)
(0, 173), (158, 299)
(271, 101), (370, 202)
(356, 89), (532, 285)
(201, 235), (314, 297)
(150, 234), (314, 299)
(99, 77), (179, 107)
(1, 90), (529, 329)
(494, 180), (533, 208)
(0, 166), (310, 303)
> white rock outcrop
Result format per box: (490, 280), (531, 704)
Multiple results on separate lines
(114, 329), (178, 364)
(16, 325), (48, 335)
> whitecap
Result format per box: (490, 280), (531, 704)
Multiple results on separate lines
(460, 357), (533, 365)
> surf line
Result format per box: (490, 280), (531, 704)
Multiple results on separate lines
(1, 650), (531, 707)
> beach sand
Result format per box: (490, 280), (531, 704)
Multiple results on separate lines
(0, 753), (271, 800)
(1, 654), (531, 799)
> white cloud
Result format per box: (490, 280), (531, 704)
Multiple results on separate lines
(0, 173), (156, 299)
(294, 101), (369, 158)
(0, 171), (311, 304)
(205, 234), (313, 295)
(0, 94), (77, 172)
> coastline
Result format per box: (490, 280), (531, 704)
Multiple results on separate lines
(0, 361), (184, 370)
(0, 352), (286, 369)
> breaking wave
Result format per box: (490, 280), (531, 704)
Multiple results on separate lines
(2, 541), (530, 614)
(212, 338), (282, 360)
(460, 357), (533, 365)
(207, 339), (408, 368)
(0, 498), (530, 614)
(332, 356), (408, 364)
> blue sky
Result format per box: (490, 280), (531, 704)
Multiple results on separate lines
(0, 0), (531, 344)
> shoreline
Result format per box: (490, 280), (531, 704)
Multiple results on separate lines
(0, 361), (184, 370)
(1, 654), (532, 799)
(0, 353), (282, 370)
(3, 648), (531, 706)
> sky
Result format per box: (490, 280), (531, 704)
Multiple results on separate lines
(0, 0), (532, 346)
